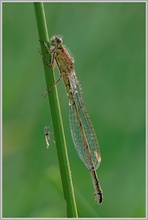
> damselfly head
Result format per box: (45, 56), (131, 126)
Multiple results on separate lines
(50, 36), (63, 46)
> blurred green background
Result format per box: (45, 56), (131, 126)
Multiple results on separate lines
(3, 2), (145, 218)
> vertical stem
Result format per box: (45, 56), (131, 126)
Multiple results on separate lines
(34, 3), (78, 218)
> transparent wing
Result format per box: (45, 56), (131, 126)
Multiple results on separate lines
(68, 70), (101, 170)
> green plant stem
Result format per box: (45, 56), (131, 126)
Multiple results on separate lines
(34, 3), (78, 218)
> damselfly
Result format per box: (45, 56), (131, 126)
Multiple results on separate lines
(41, 36), (103, 204)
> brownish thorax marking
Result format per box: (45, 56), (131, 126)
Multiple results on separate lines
(54, 45), (74, 95)
(55, 45), (74, 74)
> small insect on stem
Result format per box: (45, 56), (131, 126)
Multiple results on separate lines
(44, 126), (55, 149)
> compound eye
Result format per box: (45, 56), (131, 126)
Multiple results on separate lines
(50, 38), (55, 45)
(56, 37), (62, 44)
